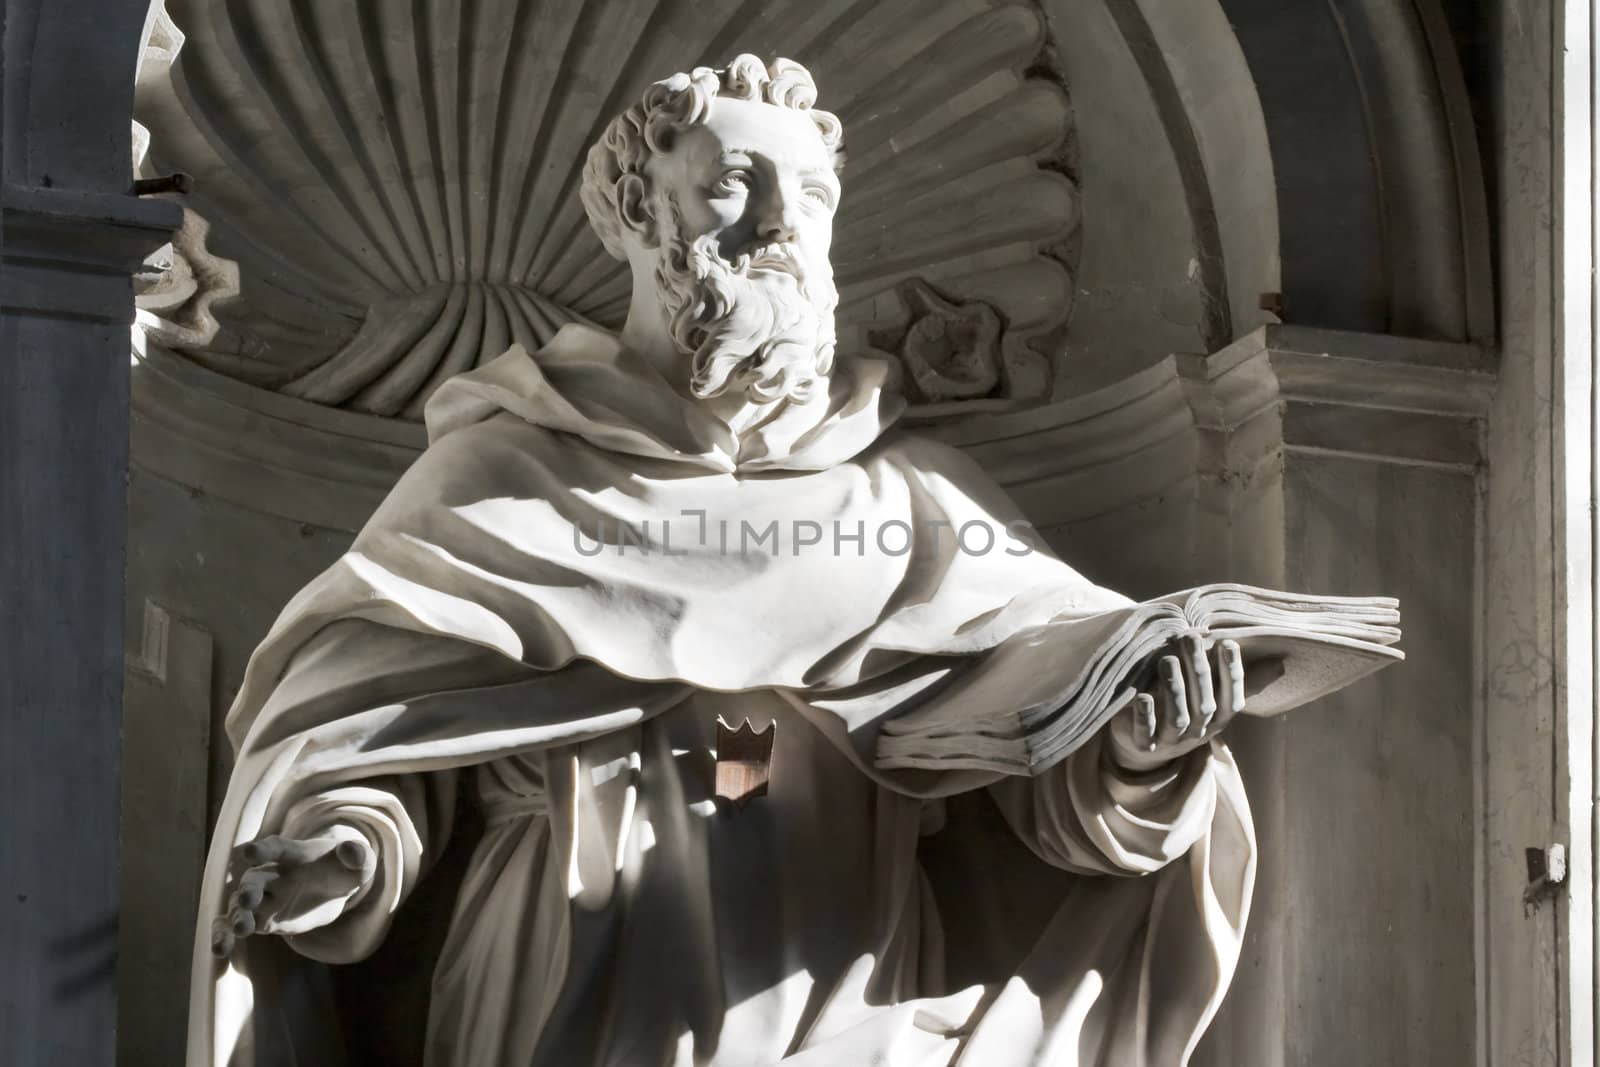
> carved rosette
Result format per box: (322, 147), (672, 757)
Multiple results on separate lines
(870, 279), (1019, 407)
(135, 0), (1080, 418)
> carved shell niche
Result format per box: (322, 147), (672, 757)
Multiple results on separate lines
(135, 0), (1080, 418)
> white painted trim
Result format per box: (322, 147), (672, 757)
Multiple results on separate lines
(1560, 0), (1598, 1059)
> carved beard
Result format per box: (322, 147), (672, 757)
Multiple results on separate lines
(654, 199), (838, 405)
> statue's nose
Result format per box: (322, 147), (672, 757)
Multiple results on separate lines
(757, 187), (801, 245)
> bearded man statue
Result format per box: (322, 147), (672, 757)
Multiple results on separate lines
(187, 55), (1268, 1067)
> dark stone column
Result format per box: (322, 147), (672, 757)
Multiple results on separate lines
(2, 2), (181, 1059)
(0, 184), (178, 1066)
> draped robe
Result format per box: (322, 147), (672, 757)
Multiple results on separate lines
(188, 324), (1256, 1066)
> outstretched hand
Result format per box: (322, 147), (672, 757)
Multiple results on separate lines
(1116, 634), (1247, 767)
(211, 829), (374, 959)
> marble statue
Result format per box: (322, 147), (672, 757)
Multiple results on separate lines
(189, 55), (1391, 1066)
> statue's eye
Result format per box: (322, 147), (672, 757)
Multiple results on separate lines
(713, 170), (752, 195)
(803, 184), (835, 210)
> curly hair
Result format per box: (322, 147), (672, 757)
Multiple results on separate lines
(580, 54), (844, 261)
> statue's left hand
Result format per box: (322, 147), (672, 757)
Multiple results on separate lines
(1113, 635), (1246, 768)
(211, 826), (375, 959)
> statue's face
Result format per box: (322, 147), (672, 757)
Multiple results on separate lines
(629, 94), (842, 403)
(646, 96), (840, 284)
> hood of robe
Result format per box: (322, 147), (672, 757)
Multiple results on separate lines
(424, 323), (906, 474)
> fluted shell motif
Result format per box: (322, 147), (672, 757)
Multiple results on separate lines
(135, 0), (1079, 417)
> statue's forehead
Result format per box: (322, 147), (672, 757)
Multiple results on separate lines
(669, 97), (832, 173)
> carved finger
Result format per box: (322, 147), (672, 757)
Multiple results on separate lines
(1135, 692), (1158, 750)
(335, 838), (369, 872)
(1220, 640), (1246, 723)
(240, 835), (322, 869)
(236, 867), (276, 911)
(237, 836), (286, 868)
(210, 916), (235, 958)
(228, 905), (257, 939)
(1183, 634), (1216, 736)
(1158, 656), (1189, 743)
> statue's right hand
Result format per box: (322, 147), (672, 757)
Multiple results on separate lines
(211, 827), (374, 959)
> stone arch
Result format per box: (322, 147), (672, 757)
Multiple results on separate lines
(1046, 0), (1283, 390)
(1051, 0), (1494, 391)
(1221, 0), (1495, 343)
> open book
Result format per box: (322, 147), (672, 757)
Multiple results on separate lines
(876, 583), (1403, 776)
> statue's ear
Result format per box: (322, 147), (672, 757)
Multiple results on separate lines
(617, 174), (660, 250)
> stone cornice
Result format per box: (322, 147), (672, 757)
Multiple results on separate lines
(1255, 324), (1491, 472)
(2, 183), (181, 322)
(929, 325), (1492, 527)
(131, 343), (421, 532)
